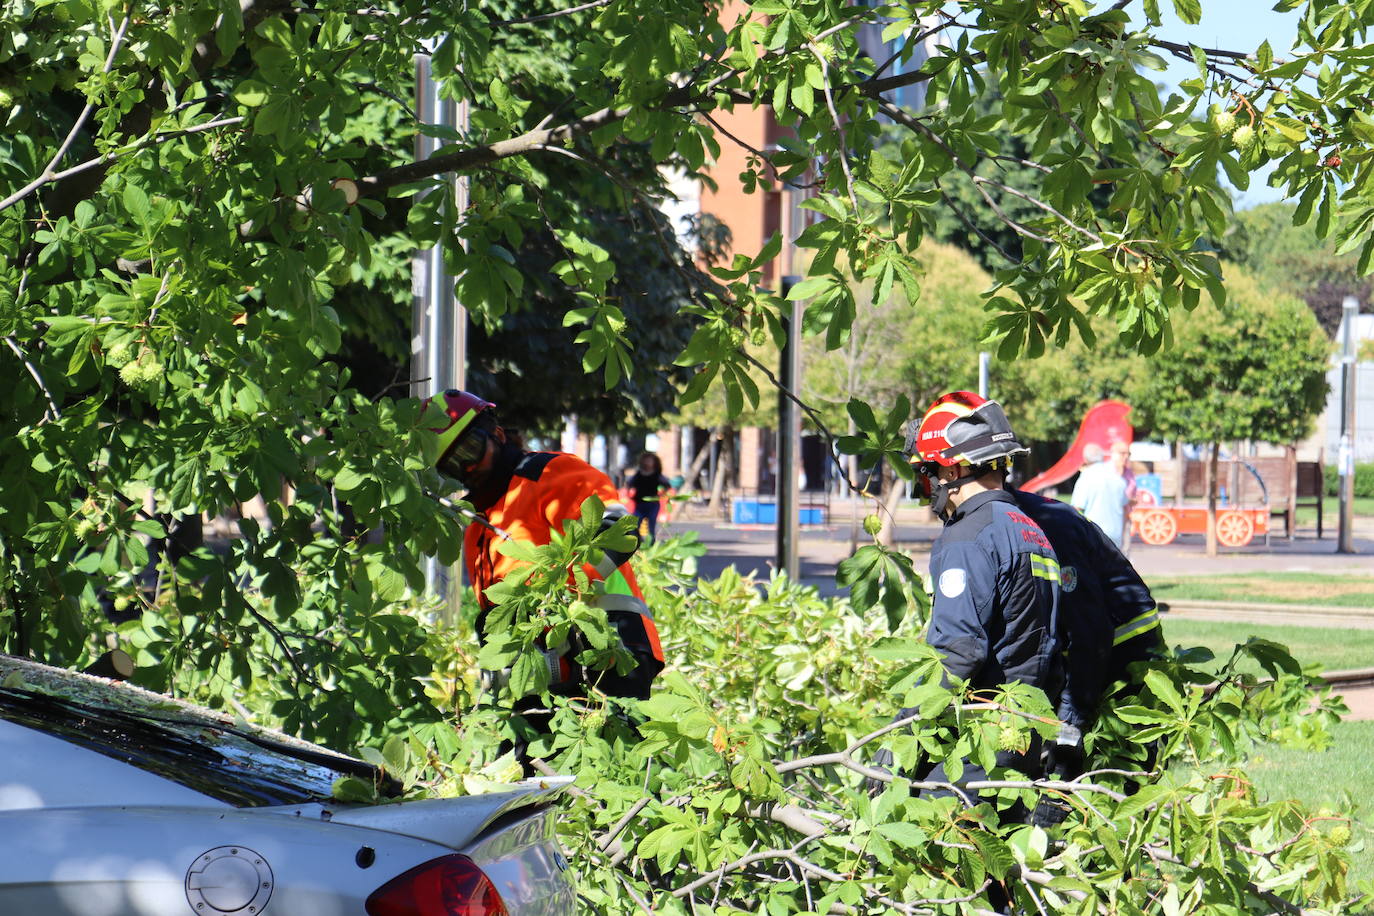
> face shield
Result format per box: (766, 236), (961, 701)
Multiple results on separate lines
(436, 424), (492, 484)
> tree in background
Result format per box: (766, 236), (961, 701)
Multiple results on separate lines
(465, 200), (711, 436)
(1219, 202), (1370, 337)
(1127, 267), (1331, 556)
(804, 243), (992, 540)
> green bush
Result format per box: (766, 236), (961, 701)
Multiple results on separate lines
(1323, 461), (1374, 498)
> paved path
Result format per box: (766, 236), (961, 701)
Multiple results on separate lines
(1341, 687), (1374, 721)
(669, 499), (1374, 596)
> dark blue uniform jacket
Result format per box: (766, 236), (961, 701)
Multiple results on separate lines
(927, 489), (1062, 696)
(1011, 489), (1165, 730)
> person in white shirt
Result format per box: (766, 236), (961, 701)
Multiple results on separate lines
(1072, 441), (1130, 548)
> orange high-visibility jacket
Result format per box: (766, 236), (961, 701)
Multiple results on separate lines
(463, 451), (665, 667)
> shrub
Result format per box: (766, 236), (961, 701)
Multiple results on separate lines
(1323, 461), (1374, 498)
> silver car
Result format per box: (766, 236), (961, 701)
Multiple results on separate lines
(0, 654), (577, 915)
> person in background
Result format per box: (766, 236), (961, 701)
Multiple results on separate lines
(1110, 439), (1138, 554)
(1072, 440), (1130, 548)
(627, 451), (672, 542)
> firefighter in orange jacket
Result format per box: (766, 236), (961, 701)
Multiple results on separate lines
(426, 389), (664, 700)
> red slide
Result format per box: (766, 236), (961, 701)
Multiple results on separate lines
(1021, 400), (1133, 494)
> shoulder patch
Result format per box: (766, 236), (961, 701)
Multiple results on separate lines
(938, 568), (967, 599)
(1060, 565), (1079, 593)
(513, 451), (559, 481)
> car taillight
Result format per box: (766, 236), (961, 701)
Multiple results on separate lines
(365, 854), (509, 916)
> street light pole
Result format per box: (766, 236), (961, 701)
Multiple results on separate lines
(1337, 297), (1359, 554)
(412, 52), (467, 400)
(413, 50), (470, 611)
(777, 275), (802, 579)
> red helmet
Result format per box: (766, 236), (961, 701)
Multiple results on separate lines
(424, 389), (497, 480)
(909, 391), (1027, 469)
(906, 392), (1026, 518)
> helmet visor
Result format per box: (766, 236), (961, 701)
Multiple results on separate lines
(436, 426), (490, 482)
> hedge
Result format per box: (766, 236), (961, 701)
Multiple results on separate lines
(1322, 461), (1374, 498)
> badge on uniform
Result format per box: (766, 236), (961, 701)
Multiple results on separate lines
(1060, 565), (1078, 593)
(939, 568), (967, 598)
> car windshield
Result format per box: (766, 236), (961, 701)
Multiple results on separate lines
(0, 656), (401, 807)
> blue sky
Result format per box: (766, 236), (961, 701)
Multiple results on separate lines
(1142, 0), (1301, 207)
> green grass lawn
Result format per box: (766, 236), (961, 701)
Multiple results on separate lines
(1159, 619), (1374, 899)
(1295, 496), (1374, 528)
(1245, 719), (1374, 896)
(1161, 618), (1374, 673)
(1146, 572), (1374, 610)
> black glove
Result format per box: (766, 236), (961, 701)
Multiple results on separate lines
(865, 747), (895, 796)
(1042, 726), (1085, 781)
(1029, 794), (1072, 827)
(1031, 726), (1084, 827)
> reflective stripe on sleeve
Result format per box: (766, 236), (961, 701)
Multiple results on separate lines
(1030, 553), (1060, 583)
(596, 591), (653, 616)
(592, 593), (664, 662)
(603, 569), (635, 597)
(593, 553), (620, 579)
(1113, 608), (1161, 645)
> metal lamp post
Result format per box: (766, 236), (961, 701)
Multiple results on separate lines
(413, 50), (470, 611)
(777, 275), (802, 579)
(1337, 297), (1359, 554)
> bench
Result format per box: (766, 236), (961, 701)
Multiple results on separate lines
(1179, 451), (1323, 540)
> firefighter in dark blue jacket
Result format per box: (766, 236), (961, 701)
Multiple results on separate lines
(1010, 488), (1165, 780)
(903, 392), (1063, 802)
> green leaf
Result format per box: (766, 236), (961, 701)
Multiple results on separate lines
(875, 821), (928, 848)
(1174, 0), (1202, 25)
(1144, 669), (1187, 715)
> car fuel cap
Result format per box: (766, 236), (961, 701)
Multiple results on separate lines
(186, 846), (274, 913)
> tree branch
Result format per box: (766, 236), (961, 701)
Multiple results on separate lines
(0, 113), (247, 213)
(357, 62), (943, 196)
(493, 0), (613, 26)
(3, 337), (62, 422)
(0, 14), (131, 212)
(810, 43), (859, 213)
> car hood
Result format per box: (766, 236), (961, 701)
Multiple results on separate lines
(256, 777), (574, 851)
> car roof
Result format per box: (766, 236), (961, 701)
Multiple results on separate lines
(0, 655), (400, 807)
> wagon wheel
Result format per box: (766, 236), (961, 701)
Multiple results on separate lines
(1137, 509), (1177, 546)
(1216, 510), (1254, 548)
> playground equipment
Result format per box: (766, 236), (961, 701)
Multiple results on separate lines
(1130, 503), (1270, 547)
(1021, 400), (1133, 494)
(1025, 400), (1283, 548)
(1125, 455), (1264, 547)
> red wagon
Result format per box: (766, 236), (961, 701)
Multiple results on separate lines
(1130, 503), (1270, 547)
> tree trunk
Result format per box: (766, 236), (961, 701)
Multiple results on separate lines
(682, 429), (715, 492)
(1206, 442), (1219, 557)
(708, 426), (734, 515)
(847, 416), (861, 553)
(1285, 444), (1298, 539)
(876, 463), (906, 547)
(606, 433), (623, 481)
(1174, 439), (1187, 507)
